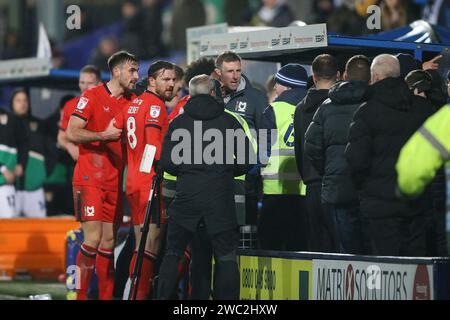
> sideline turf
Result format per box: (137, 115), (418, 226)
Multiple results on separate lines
(0, 281), (66, 300)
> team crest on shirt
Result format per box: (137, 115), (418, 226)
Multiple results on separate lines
(76, 97), (89, 110)
(235, 101), (247, 113)
(150, 105), (161, 118)
(85, 206), (95, 217)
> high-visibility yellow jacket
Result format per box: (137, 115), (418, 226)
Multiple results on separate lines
(396, 104), (450, 197)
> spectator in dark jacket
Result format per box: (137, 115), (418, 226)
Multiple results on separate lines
(250, 0), (295, 27)
(170, 0), (206, 51)
(120, 1), (143, 58)
(294, 54), (339, 252)
(157, 75), (254, 300)
(345, 54), (433, 256)
(405, 69), (448, 256)
(305, 55), (371, 254)
(141, 0), (166, 58)
(90, 37), (119, 72)
(10, 89), (57, 217)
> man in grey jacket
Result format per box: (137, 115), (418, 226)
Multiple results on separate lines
(216, 51), (268, 228)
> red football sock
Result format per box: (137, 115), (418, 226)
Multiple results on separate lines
(75, 243), (97, 300)
(128, 250), (157, 300)
(96, 248), (115, 300)
(138, 250), (157, 300)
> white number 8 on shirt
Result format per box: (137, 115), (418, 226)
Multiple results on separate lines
(127, 116), (137, 149)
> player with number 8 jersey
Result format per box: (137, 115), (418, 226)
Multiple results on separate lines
(114, 91), (168, 199)
(112, 61), (175, 300)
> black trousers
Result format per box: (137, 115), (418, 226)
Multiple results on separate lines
(258, 194), (308, 251)
(367, 215), (427, 257)
(157, 219), (239, 300)
(425, 206), (449, 257)
(190, 223), (213, 300)
(305, 184), (339, 253)
(245, 173), (262, 225)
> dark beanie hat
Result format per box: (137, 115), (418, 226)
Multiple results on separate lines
(275, 63), (308, 88)
(395, 53), (422, 79)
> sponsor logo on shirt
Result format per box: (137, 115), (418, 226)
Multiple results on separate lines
(150, 105), (161, 118)
(133, 98), (143, 105)
(128, 106), (139, 114)
(76, 97), (89, 111)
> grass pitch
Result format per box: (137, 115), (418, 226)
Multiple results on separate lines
(0, 281), (66, 300)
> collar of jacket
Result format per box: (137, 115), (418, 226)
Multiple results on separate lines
(367, 77), (411, 111)
(274, 87), (307, 106)
(145, 89), (165, 102)
(301, 88), (330, 111)
(328, 80), (368, 105)
(184, 94), (225, 120)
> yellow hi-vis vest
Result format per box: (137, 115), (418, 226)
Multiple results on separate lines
(397, 104), (450, 197)
(224, 109), (258, 224)
(261, 100), (305, 195)
(397, 104), (450, 235)
(224, 109), (258, 180)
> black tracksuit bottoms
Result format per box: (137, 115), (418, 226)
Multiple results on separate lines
(367, 214), (428, 257)
(305, 183), (339, 253)
(157, 219), (240, 300)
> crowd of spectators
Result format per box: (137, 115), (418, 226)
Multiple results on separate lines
(1, 1), (450, 64)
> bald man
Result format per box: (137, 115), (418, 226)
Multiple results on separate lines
(344, 54), (433, 257)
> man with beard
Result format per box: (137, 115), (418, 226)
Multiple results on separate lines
(113, 60), (175, 299)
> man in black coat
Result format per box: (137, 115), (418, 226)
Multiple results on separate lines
(304, 55), (371, 254)
(345, 54), (433, 257)
(157, 75), (254, 300)
(294, 54), (339, 252)
(405, 69), (448, 256)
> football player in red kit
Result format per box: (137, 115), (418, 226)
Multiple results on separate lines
(58, 65), (102, 161)
(66, 51), (139, 300)
(113, 61), (175, 299)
